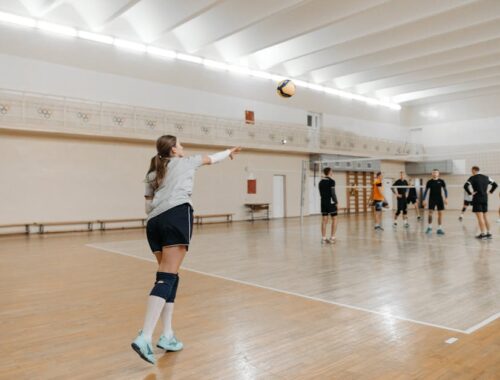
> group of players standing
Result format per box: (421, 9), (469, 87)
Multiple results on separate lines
(318, 166), (498, 243)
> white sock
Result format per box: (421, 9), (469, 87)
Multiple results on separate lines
(438, 225), (442, 229)
(162, 303), (175, 339)
(142, 295), (166, 341)
(427, 225), (432, 229)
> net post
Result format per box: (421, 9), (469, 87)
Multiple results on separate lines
(300, 160), (307, 223)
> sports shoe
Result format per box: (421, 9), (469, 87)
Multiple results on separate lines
(328, 237), (336, 243)
(404, 222), (409, 228)
(131, 331), (156, 364)
(425, 227), (432, 234)
(458, 215), (463, 221)
(321, 238), (329, 244)
(475, 233), (486, 240)
(417, 216), (422, 221)
(157, 334), (183, 352)
(393, 222), (397, 228)
(484, 233), (492, 239)
(436, 229), (445, 235)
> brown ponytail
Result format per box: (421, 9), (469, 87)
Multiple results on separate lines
(152, 135), (177, 190)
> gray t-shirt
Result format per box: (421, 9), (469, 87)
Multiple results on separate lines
(145, 155), (203, 221)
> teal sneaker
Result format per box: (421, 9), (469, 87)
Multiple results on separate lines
(157, 334), (184, 352)
(131, 331), (156, 364)
(436, 229), (445, 235)
(425, 227), (432, 234)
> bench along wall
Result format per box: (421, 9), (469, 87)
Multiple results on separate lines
(0, 130), (306, 224)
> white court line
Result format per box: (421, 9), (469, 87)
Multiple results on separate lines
(86, 242), (473, 335)
(464, 312), (500, 334)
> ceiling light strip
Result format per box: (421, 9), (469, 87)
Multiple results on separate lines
(0, 11), (401, 110)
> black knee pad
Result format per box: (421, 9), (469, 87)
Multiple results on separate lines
(150, 272), (178, 301)
(166, 275), (180, 303)
(403, 210), (408, 215)
(395, 210), (401, 216)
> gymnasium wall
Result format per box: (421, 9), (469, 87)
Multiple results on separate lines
(404, 92), (500, 211)
(0, 130), (306, 224)
(404, 92), (500, 148)
(0, 49), (407, 141)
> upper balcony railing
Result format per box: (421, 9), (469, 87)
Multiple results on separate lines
(0, 89), (424, 158)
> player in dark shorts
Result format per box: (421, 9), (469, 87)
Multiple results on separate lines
(132, 135), (241, 364)
(423, 169), (448, 235)
(319, 167), (338, 243)
(371, 172), (387, 230)
(392, 171), (409, 228)
(406, 178), (421, 220)
(464, 166), (498, 239)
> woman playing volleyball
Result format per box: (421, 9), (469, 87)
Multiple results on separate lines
(132, 134), (241, 364)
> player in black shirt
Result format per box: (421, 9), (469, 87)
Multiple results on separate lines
(464, 166), (498, 239)
(318, 167), (338, 243)
(392, 171), (409, 228)
(406, 178), (421, 220)
(423, 169), (448, 235)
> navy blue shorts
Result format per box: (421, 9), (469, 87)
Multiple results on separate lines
(374, 201), (386, 211)
(428, 198), (444, 211)
(146, 203), (193, 253)
(472, 201), (488, 213)
(321, 199), (338, 216)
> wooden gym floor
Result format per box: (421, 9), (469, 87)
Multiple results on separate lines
(0, 211), (499, 379)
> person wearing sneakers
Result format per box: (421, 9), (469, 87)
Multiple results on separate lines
(459, 188), (473, 221)
(423, 169), (448, 235)
(371, 172), (386, 231)
(132, 134), (241, 365)
(407, 178), (421, 220)
(392, 171), (409, 228)
(319, 167), (338, 243)
(464, 166), (498, 239)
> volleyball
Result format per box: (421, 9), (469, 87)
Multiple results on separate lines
(277, 79), (295, 98)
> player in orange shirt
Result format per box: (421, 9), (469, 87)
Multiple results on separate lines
(371, 172), (386, 230)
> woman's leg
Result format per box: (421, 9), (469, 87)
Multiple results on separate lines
(158, 246), (186, 344)
(140, 246), (186, 341)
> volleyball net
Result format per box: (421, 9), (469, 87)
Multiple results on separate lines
(300, 155), (500, 218)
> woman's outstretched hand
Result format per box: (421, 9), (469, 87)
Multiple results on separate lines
(229, 146), (242, 160)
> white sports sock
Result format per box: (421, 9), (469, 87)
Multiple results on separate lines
(438, 225), (442, 229)
(162, 303), (175, 339)
(427, 225), (432, 229)
(142, 295), (166, 341)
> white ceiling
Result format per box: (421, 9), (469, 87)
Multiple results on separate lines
(1, 0), (500, 105)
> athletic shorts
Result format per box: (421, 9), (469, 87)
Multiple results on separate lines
(428, 198), (445, 211)
(321, 200), (338, 216)
(146, 203), (193, 253)
(472, 201), (488, 213)
(463, 200), (472, 206)
(373, 201), (385, 211)
(407, 198), (417, 205)
(396, 198), (408, 212)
